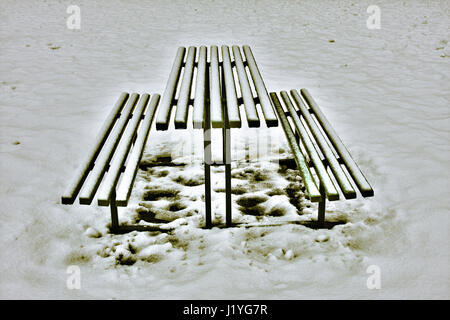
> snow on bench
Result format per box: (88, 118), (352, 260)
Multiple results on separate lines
(271, 89), (374, 226)
(153, 45), (280, 228)
(155, 45), (278, 130)
(61, 45), (373, 232)
(61, 92), (160, 232)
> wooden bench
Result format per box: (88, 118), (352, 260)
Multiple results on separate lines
(61, 92), (161, 232)
(154, 45), (373, 228)
(153, 45), (279, 228)
(61, 45), (373, 232)
(270, 89), (374, 226)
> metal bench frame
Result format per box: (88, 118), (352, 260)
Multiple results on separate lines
(61, 45), (374, 232)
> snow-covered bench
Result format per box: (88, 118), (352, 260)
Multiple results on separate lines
(61, 45), (373, 232)
(270, 89), (374, 227)
(154, 45), (279, 228)
(154, 45), (373, 228)
(61, 92), (161, 232)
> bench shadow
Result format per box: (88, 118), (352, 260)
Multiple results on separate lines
(109, 218), (346, 234)
(108, 224), (174, 234)
(139, 156), (187, 170)
(203, 219), (346, 230)
(136, 212), (171, 224)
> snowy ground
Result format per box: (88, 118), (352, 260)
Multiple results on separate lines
(0, 0), (448, 299)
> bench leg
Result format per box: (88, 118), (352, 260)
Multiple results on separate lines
(318, 183), (326, 227)
(204, 93), (212, 229)
(221, 65), (232, 228)
(223, 125), (232, 227)
(204, 139), (212, 228)
(110, 190), (119, 233)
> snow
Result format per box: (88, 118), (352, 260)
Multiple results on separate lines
(0, 0), (449, 299)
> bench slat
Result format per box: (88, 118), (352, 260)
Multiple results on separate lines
(156, 46), (186, 130)
(97, 94), (151, 206)
(243, 46), (278, 127)
(300, 89), (374, 197)
(232, 46), (260, 127)
(192, 46), (207, 129)
(175, 46), (196, 129)
(79, 93), (140, 205)
(270, 92), (321, 202)
(221, 45), (241, 128)
(280, 91), (339, 201)
(116, 94), (160, 206)
(61, 92), (129, 205)
(290, 90), (357, 199)
(210, 45), (224, 128)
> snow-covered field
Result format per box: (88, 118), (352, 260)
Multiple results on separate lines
(0, 0), (448, 299)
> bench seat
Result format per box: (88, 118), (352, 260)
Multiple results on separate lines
(270, 89), (374, 223)
(61, 93), (160, 208)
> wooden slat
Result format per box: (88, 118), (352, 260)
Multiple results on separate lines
(79, 93), (140, 205)
(155, 47), (186, 130)
(61, 92), (129, 204)
(300, 89), (374, 197)
(97, 94), (150, 206)
(232, 45), (260, 127)
(242, 45), (278, 127)
(280, 91), (339, 201)
(210, 45), (223, 128)
(174, 46), (196, 129)
(116, 94), (160, 206)
(290, 90), (356, 199)
(270, 92), (321, 202)
(221, 45), (241, 128)
(192, 46), (207, 129)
